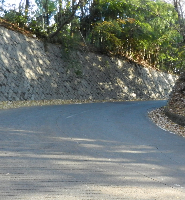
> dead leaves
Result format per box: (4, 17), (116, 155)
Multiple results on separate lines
(148, 107), (185, 137)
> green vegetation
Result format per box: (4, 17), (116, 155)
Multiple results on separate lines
(0, 0), (185, 74)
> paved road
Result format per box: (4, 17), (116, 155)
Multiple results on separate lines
(0, 100), (185, 200)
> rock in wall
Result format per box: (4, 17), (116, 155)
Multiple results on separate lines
(0, 26), (178, 102)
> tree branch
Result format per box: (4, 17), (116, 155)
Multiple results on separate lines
(47, 0), (82, 39)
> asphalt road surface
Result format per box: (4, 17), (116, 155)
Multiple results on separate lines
(0, 100), (185, 200)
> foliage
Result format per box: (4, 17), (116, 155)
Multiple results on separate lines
(62, 46), (83, 77)
(92, 20), (123, 54)
(28, 19), (48, 37)
(3, 10), (27, 27)
(34, 0), (57, 27)
(1, 0), (185, 74)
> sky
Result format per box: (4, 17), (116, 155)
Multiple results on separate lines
(1, 0), (37, 13)
(3, 0), (35, 6)
(2, 0), (36, 8)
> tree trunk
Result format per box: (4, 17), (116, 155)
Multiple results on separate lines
(173, 0), (185, 43)
(48, 0), (82, 39)
(25, 0), (30, 18)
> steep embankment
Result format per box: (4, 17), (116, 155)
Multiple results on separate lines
(164, 72), (185, 126)
(148, 72), (185, 137)
(0, 25), (177, 108)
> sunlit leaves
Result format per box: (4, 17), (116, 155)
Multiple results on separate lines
(89, 0), (184, 73)
(92, 20), (122, 53)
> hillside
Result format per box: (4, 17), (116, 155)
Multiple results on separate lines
(0, 23), (177, 104)
(1, 21), (184, 137)
(148, 73), (185, 137)
(167, 72), (185, 118)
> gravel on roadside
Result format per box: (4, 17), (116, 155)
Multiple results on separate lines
(148, 107), (185, 138)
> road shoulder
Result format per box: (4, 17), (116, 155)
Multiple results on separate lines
(148, 107), (185, 137)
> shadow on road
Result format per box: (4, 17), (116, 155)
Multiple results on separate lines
(0, 102), (185, 199)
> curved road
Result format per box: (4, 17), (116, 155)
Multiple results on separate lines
(0, 100), (185, 199)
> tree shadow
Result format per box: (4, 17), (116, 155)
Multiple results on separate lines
(0, 103), (184, 199)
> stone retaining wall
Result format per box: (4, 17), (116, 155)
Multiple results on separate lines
(0, 25), (178, 104)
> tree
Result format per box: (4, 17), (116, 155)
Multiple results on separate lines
(88, 0), (181, 71)
(25, 0), (30, 18)
(47, 0), (83, 39)
(1, 0), (184, 73)
(173, 0), (185, 43)
(34, 0), (57, 29)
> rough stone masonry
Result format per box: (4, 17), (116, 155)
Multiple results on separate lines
(0, 25), (178, 104)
